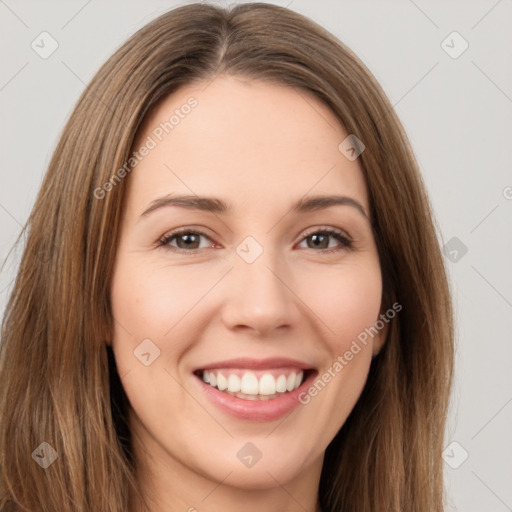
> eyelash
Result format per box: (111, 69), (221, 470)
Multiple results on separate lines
(156, 227), (354, 255)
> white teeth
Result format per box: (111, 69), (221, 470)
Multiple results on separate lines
(286, 373), (296, 392)
(258, 374), (276, 395)
(201, 369), (306, 398)
(294, 371), (303, 390)
(227, 374), (241, 392)
(216, 373), (227, 391)
(276, 374), (287, 393)
(240, 372), (259, 394)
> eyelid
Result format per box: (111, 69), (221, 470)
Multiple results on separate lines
(298, 225), (351, 242)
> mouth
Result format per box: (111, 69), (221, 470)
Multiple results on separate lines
(193, 367), (314, 401)
(192, 357), (318, 422)
(192, 357), (317, 422)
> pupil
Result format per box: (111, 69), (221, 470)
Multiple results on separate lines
(310, 234), (328, 249)
(178, 234), (198, 249)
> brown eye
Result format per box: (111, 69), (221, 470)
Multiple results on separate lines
(306, 233), (330, 249)
(174, 233), (201, 249)
(158, 230), (214, 251)
(298, 229), (353, 253)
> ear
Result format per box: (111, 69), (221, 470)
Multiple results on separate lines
(371, 312), (390, 357)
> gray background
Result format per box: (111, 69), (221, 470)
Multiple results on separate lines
(1, 1), (511, 510)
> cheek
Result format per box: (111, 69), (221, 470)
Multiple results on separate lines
(285, 261), (383, 455)
(111, 259), (217, 339)
(297, 259), (383, 352)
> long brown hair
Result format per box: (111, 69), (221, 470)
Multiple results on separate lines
(0, 3), (454, 511)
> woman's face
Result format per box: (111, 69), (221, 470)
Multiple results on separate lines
(111, 75), (386, 494)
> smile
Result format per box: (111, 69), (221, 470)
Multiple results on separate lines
(199, 368), (306, 400)
(192, 358), (317, 421)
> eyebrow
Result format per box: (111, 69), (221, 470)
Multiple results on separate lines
(140, 193), (369, 220)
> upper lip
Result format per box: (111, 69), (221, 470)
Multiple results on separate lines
(193, 357), (315, 372)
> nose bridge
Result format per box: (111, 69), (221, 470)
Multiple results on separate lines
(221, 235), (299, 334)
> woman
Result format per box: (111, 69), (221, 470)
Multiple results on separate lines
(0, 3), (454, 511)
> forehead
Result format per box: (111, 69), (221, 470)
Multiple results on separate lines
(127, 75), (369, 214)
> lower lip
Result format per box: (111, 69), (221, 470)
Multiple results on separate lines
(194, 371), (316, 422)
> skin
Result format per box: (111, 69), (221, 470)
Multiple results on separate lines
(110, 75), (387, 512)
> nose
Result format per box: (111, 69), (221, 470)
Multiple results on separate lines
(220, 249), (301, 336)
